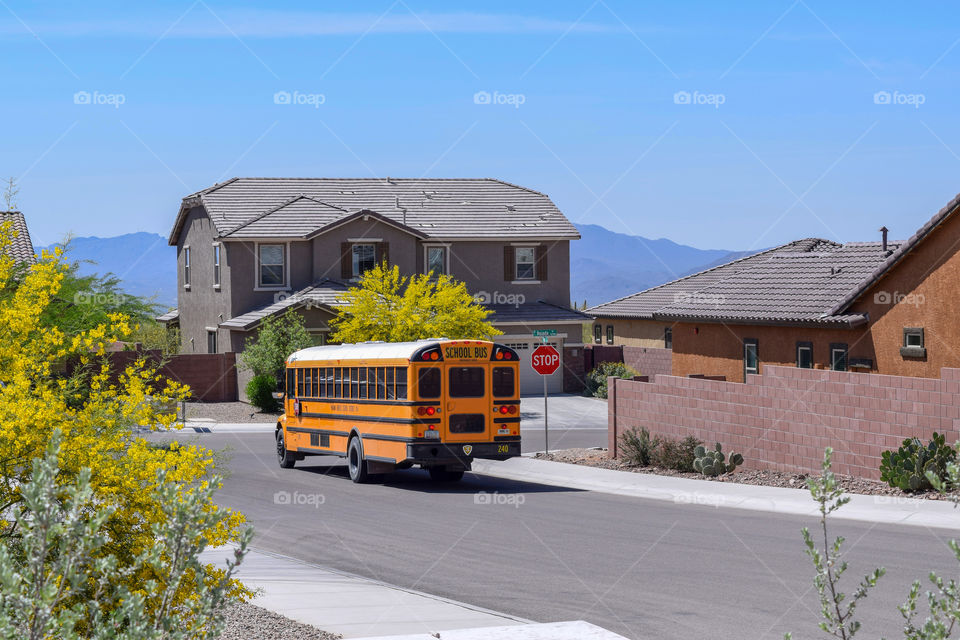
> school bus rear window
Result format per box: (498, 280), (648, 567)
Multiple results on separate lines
(449, 367), (484, 398)
(418, 368), (441, 398)
(492, 367), (514, 397)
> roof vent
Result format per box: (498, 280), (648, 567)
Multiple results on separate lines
(879, 226), (889, 253)
(830, 266), (843, 275)
(505, 204), (516, 212)
(395, 196), (407, 225)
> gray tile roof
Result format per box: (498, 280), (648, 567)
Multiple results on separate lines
(1, 211), (35, 264)
(485, 301), (592, 324)
(587, 238), (895, 326)
(171, 178), (579, 243)
(156, 308), (179, 323)
(219, 279), (351, 331)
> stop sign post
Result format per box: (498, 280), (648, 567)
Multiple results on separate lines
(531, 343), (561, 454)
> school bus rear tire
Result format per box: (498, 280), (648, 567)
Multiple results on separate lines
(347, 437), (369, 483)
(428, 467), (464, 482)
(276, 429), (296, 469)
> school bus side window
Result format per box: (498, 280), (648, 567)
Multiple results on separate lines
(287, 368), (295, 398)
(333, 367), (342, 398)
(396, 367), (408, 400)
(418, 368), (441, 398)
(297, 368), (305, 397)
(386, 368), (395, 399)
(376, 367), (385, 399)
(492, 367), (514, 397)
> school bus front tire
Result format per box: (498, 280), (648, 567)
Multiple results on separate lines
(276, 429), (297, 469)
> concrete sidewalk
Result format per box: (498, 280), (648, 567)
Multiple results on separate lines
(471, 456), (960, 531)
(202, 546), (627, 639)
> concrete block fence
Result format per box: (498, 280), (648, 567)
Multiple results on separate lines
(101, 350), (239, 402)
(608, 365), (960, 480)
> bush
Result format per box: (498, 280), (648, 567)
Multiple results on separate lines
(246, 374), (279, 412)
(620, 427), (654, 466)
(586, 361), (640, 399)
(880, 432), (957, 492)
(652, 435), (702, 472)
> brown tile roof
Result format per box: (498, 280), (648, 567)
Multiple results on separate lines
(0, 211), (36, 264)
(171, 178), (579, 244)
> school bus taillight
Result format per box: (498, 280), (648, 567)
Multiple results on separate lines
(417, 406), (437, 416)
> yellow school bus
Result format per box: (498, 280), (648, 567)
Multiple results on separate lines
(275, 339), (522, 482)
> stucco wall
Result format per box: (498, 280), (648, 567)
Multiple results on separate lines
(176, 207), (231, 353)
(589, 317), (671, 347)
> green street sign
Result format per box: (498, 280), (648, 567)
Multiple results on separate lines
(532, 329), (557, 337)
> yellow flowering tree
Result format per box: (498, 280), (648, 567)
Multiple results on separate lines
(0, 222), (249, 629)
(330, 263), (501, 343)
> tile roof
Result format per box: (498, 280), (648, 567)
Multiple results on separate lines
(156, 308), (179, 323)
(587, 238), (894, 326)
(219, 279), (351, 331)
(0, 211), (35, 264)
(171, 177), (579, 244)
(485, 301), (592, 324)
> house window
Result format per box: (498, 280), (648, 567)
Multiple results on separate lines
(664, 327), (673, 349)
(207, 330), (217, 354)
(183, 246), (191, 287)
(515, 247), (536, 280)
(213, 244), (221, 287)
(796, 342), (813, 369)
(425, 246), (448, 276)
(830, 343), (848, 371)
(594, 325), (602, 344)
(606, 325), (614, 345)
(258, 244), (285, 287)
(901, 328), (926, 357)
(744, 339), (759, 377)
(352, 243), (376, 277)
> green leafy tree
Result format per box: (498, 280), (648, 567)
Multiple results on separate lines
(239, 310), (313, 382)
(329, 263), (501, 343)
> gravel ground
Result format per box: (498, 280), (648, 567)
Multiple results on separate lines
(220, 601), (340, 640)
(185, 401), (281, 424)
(536, 447), (960, 501)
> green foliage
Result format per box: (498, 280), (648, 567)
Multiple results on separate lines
(652, 435), (701, 472)
(619, 427), (653, 466)
(330, 263), (500, 343)
(693, 443), (744, 477)
(586, 361), (639, 399)
(0, 433), (251, 639)
(880, 433), (956, 492)
(130, 319), (181, 355)
(239, 310), (313, 381)
(246, 374), (279, 413)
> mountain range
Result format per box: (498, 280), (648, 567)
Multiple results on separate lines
(37, 226), (755, 311)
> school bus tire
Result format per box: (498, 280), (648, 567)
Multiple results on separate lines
(347, 436), (370, 484)
(428, 467), (465, 483)
(276, 428), (296, 469)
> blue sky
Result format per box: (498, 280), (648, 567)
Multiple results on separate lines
(4, 1), (960, 250)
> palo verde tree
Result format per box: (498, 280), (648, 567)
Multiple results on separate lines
(0, 221), (250, 634)
(329, 262), (501, 343)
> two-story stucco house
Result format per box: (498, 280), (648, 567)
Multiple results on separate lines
(161, 177), (588, 393)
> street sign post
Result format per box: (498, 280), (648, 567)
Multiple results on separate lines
(531, 344), (561, 454)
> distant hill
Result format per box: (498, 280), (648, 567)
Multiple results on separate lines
(571, 224), (757, 308)
(38, 232), (176, 308)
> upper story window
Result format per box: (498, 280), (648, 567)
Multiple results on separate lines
(515, 247), (536, 280)
(796, 342), (813, 369)
(352, 243), (376, 277)
(426, 246), (448, 276)
(258, 244), (286, 288)
(213, 244), (221, 287)
(183, 246), (191, 288)
(830, 343), (848, 371)
(744, 338), (759, 376)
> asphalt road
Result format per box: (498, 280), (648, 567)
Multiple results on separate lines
(171, 431), (960, 640)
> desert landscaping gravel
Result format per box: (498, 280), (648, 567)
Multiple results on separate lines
(537, 447), (960, 501)
(220, 601), (340, 640)
(185, 401), (281, 424)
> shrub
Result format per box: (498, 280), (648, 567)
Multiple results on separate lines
(651, 435), (702, 472)
(620, 427), (654, 466)
(586, 361), (640, 399)
(246, 374), (279, 412)
(239, 310), (314, 380)
(879, 432), (957, 492)
(693, 442), (744, 477)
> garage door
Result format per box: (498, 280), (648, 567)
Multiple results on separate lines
(504, 340), (563, 394)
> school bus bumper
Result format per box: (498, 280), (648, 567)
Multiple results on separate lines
(406, 439), (521, 464)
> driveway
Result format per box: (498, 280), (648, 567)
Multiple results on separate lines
(519, 393), (607, 451)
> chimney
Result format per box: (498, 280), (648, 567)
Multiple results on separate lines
(879, 226), (889, 252)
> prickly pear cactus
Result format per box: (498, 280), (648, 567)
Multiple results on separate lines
(693, 442), (744, 477)
(879, 432), (956, 492)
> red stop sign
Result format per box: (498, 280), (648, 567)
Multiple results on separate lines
(531, 345), (561, 376)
